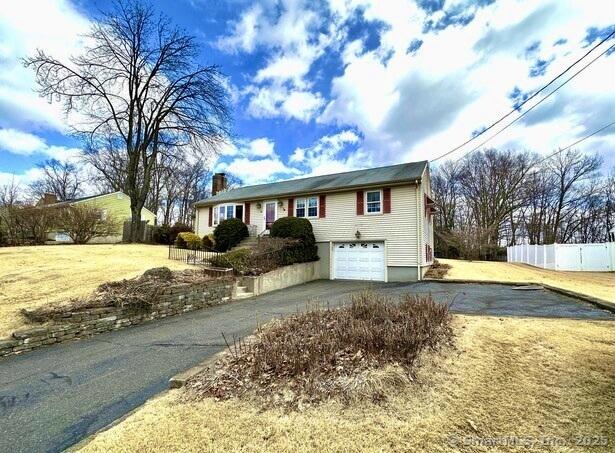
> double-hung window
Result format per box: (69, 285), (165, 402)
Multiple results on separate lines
(365, 190), (382, 214)
(295, 196), (318, 218)
(213, 203), (244, 225)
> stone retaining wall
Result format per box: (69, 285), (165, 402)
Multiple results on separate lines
(0, 279), (233, 358)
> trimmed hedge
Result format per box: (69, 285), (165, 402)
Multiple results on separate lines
(213, 218), (248, 252)
(270, 217), (315, 246)
(175, 232), (202, 250)
(270, 217), (318, 264)
(210, 249), (252, 273)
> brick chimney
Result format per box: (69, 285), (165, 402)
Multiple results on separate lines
(40, 192), (58, 205)
(212, 173), (227, 196)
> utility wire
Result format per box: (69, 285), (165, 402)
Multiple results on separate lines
(530, 119), (615, 170)
(435, 40), (615, 161)
(431, 29), (615, 162)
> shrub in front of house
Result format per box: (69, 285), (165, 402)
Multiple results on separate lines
(210, 248), (252, 273)
(175, 232), (202, 249)
(202, 234), (214, 250)
(168, 222), (192, 244)
(270, 217), (318, 264)
(152, 224), (172, 244)
(213, 218), (248, 252)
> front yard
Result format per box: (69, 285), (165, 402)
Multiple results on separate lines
(79, 315), (615, 452)
(0, 244), (192, 339)
(439, 259), (615, 304)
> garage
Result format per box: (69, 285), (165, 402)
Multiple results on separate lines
(332, 242), (386, 281)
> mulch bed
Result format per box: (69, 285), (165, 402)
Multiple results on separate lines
(185, 291), (453, 408)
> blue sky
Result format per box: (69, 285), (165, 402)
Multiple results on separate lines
(0, 0), (614, 188)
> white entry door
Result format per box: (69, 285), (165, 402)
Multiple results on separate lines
(333, 242), (385, 281)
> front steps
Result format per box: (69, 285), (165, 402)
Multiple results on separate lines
(234, 284), (254, 299)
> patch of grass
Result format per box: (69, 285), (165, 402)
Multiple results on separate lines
(440, 258), (615, 303)
(425, 259), (451, 279)
(79, 316), (615, 453)
(0, 244), (192, 339)
(186, 292), (452, 407)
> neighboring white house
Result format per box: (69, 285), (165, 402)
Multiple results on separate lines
(194, 161), (435, 282)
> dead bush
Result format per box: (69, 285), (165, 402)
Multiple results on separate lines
(22, 267), (214, 322)
(424, 259), (452, 279)
(186, 291), (453, 407)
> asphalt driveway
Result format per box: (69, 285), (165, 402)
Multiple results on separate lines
(0, 280), (612, 453)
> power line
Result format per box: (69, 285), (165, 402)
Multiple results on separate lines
(531, 119), (615, 169)
(435, 40), (615, 161)
(431, 29), (615, 162)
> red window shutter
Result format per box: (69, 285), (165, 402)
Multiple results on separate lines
(244, 202), (250, 224)
(356, 190), (364, 215)
(319, 194), (326, 218)
(208, 206), (213, 227)
(288, 198), (294, 217)
(383, 188), (391, 213)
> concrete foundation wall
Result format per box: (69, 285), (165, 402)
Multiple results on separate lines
(316, 242), (331, 279)
(387, 266), (419, 282)
(240, 261), (321, 296)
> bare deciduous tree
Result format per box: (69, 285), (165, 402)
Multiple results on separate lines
(29, 159), (83, 202)
(432, 148), (609, 260)
(56, 205), (120, 244)
(24, 0), (231, 241)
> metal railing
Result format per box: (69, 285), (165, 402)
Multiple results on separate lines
(168, 243), (220, 265)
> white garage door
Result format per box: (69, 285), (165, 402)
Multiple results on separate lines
(333, 242), (385, 281)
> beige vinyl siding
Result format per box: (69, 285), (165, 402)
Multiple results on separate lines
(196, 200), (291, 237)
(310, 185), (419, 267)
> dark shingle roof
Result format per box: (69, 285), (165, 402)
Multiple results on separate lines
(195, 161), (427, 206)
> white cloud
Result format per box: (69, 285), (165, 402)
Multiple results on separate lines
(217, 156), (300, 185)
(0, 128), (82, 163)
(246, 85), (325, 122)
(290, 129), (364, 176)
(315, 0), (615, 164)
(218, 137), (276, 158)
(0, 129), (46, 155)
(247, 138), (275, 157)
(218, 0), (333, 122)
(215, 4), (263, 53)
(0, 167), (45, 187)
(0, 0), (90, 132)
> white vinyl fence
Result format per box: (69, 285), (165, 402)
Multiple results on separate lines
(507, 242), (615, 272)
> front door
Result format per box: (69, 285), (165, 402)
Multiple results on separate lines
(264, 201), (277, 230)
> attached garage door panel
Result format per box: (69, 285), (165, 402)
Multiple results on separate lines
(333, 242), (385, 281)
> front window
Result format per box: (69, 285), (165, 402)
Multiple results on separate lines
(365, 190), (382, 214)
(295, 196), (318, 218)
(308, 197), (318, 217)
(213, 204), (244, 225)
(296, 198), (306, 217)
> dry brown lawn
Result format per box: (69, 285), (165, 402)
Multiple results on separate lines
(0, 244), (192, 339)
(440, 258), (615, 304)
(79, 315), (615, 453)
